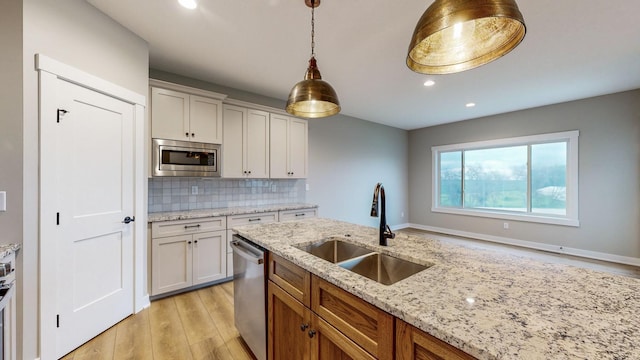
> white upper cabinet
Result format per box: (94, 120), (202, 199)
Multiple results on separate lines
(270, 114), (308, 178)
(151, 87), (223, 144)
(222, 104), (270, 178)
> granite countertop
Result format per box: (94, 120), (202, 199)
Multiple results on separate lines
(0, 243), (20, 259)
(147, 203), (318, 222)
(233, 217), (640, 360)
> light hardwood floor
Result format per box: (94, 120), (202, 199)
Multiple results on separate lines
(60, 281), (256, 360)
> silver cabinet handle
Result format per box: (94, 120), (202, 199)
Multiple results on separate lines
(248, 218), (261, 222)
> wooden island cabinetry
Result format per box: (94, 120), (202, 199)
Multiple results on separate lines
(268, 254), (378, 360)
(267, 254), (475, 360)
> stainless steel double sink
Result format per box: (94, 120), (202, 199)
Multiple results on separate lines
(296, 239), (432, 285)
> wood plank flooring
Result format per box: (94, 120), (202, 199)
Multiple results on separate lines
(60, 281), (256, 360)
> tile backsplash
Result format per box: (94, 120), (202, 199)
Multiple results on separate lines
(148, 178), (306, 212)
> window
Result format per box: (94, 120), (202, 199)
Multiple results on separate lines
(432, 131), (579, 226)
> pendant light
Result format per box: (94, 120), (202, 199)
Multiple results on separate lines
(407, 0), (526, 75)
(286, 0), (341, 118)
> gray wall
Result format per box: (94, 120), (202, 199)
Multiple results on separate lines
(408, 90), (640, 258)
(149, 70), (410, 227)
(307, 115), (409, 227)
(0, 0), (23, 248)
(19, 1), (149, 358)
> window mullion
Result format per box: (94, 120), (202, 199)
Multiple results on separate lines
(527, 145), (532, 213)
(461, 150), (465, 209)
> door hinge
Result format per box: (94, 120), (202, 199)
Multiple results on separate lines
(57, 109), (69, 123)
(56, 212), (60, 225)
(56, 314), (60, 328)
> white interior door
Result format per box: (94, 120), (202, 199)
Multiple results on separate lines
(53, 79), (135, 358)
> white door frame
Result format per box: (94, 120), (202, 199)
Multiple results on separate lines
(36, 54), (149, 359)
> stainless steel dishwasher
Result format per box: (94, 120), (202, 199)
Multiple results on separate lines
(231, 234), (266, 360)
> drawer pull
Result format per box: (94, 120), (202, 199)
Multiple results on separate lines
(295, 213), (306, 217)
(184, 224), (201, 229)
(248, 218), (261, 222)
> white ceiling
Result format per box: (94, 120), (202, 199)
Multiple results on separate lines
(87, 0), (640, 130)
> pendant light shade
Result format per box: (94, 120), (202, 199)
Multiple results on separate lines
(407, 0), (526, 75)
(286, 0), (341, 118)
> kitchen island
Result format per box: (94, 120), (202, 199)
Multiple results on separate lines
(233, 217), (640, 360)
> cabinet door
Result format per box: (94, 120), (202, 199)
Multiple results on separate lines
(190, 95), (222, 144)
(192, 230), (226, 285)
(151, 87), (190, 141)
(396, 320), (476, 360)
(288, 118), (308, 178)
(222, 104), (246, 178)
(269, 114), (289, 178)
(268, 281), (311, 360)
(312, 276), (394, 360)
(312, 315), (376, 360)
(246, 109), (270, 178)
(151, 234), (192, 295)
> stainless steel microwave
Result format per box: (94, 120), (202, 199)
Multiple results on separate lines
(152, 138), (221, 177)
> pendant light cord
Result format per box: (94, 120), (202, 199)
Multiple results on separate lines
(310, 0), (315, 58)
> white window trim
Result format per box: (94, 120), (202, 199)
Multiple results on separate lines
(432, 130), (579, 227)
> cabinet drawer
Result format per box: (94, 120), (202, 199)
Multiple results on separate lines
(227, 212), (278, 227)
(268, 253), (310, 307)
(151, 216), (226, 238)
(311, 275), (394, 360)
(279, 208), (317, 221)
(396, 320), (476, 360)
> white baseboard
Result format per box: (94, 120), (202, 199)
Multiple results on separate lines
(405, 223), (640, 267)
(136, 295), (151, 313)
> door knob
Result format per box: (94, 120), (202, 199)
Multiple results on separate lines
(122, 216), (135, 224)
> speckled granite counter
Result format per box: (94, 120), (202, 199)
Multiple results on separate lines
(147, 203), (318, 222)
(233, 218), (640, 360)
(0, 243), (20, 259)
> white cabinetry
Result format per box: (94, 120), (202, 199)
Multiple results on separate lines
(222, 104), (270, 178)
(279, 207), (317, 221)
(270, 114), (308, 178)
(151, 217), (226, 296)
(151, 87), (223, 144)
(225, 212), (279, 276)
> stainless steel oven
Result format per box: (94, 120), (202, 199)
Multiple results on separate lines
(152, 138), (221, 177)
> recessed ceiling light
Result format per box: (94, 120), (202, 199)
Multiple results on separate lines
(179, 0), (197, 10)
(466, 102), (476, 108)
(423, 80), (435, 87)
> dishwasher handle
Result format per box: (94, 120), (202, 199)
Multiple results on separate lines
(231, 240), (264, 265)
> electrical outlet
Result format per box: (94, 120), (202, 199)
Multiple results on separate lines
(271, 184), (277, 192)
(191, 186), (198, 195)
(305, 183), (310, 191)
(503, 222), (509, 230)
(0, 191), (5, 212)
(401, 212), (405, 218)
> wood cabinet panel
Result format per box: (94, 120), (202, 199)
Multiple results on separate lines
(396, 320), (476, 360)
(268, 253), (310, 307)
(268, 281), (311, 360)
(312, 316), (376, 360)
(312, 276), (394, 360)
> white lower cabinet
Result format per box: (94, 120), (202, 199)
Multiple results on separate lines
(151, 208), (318, 295)
(151, 217), (226, 296)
